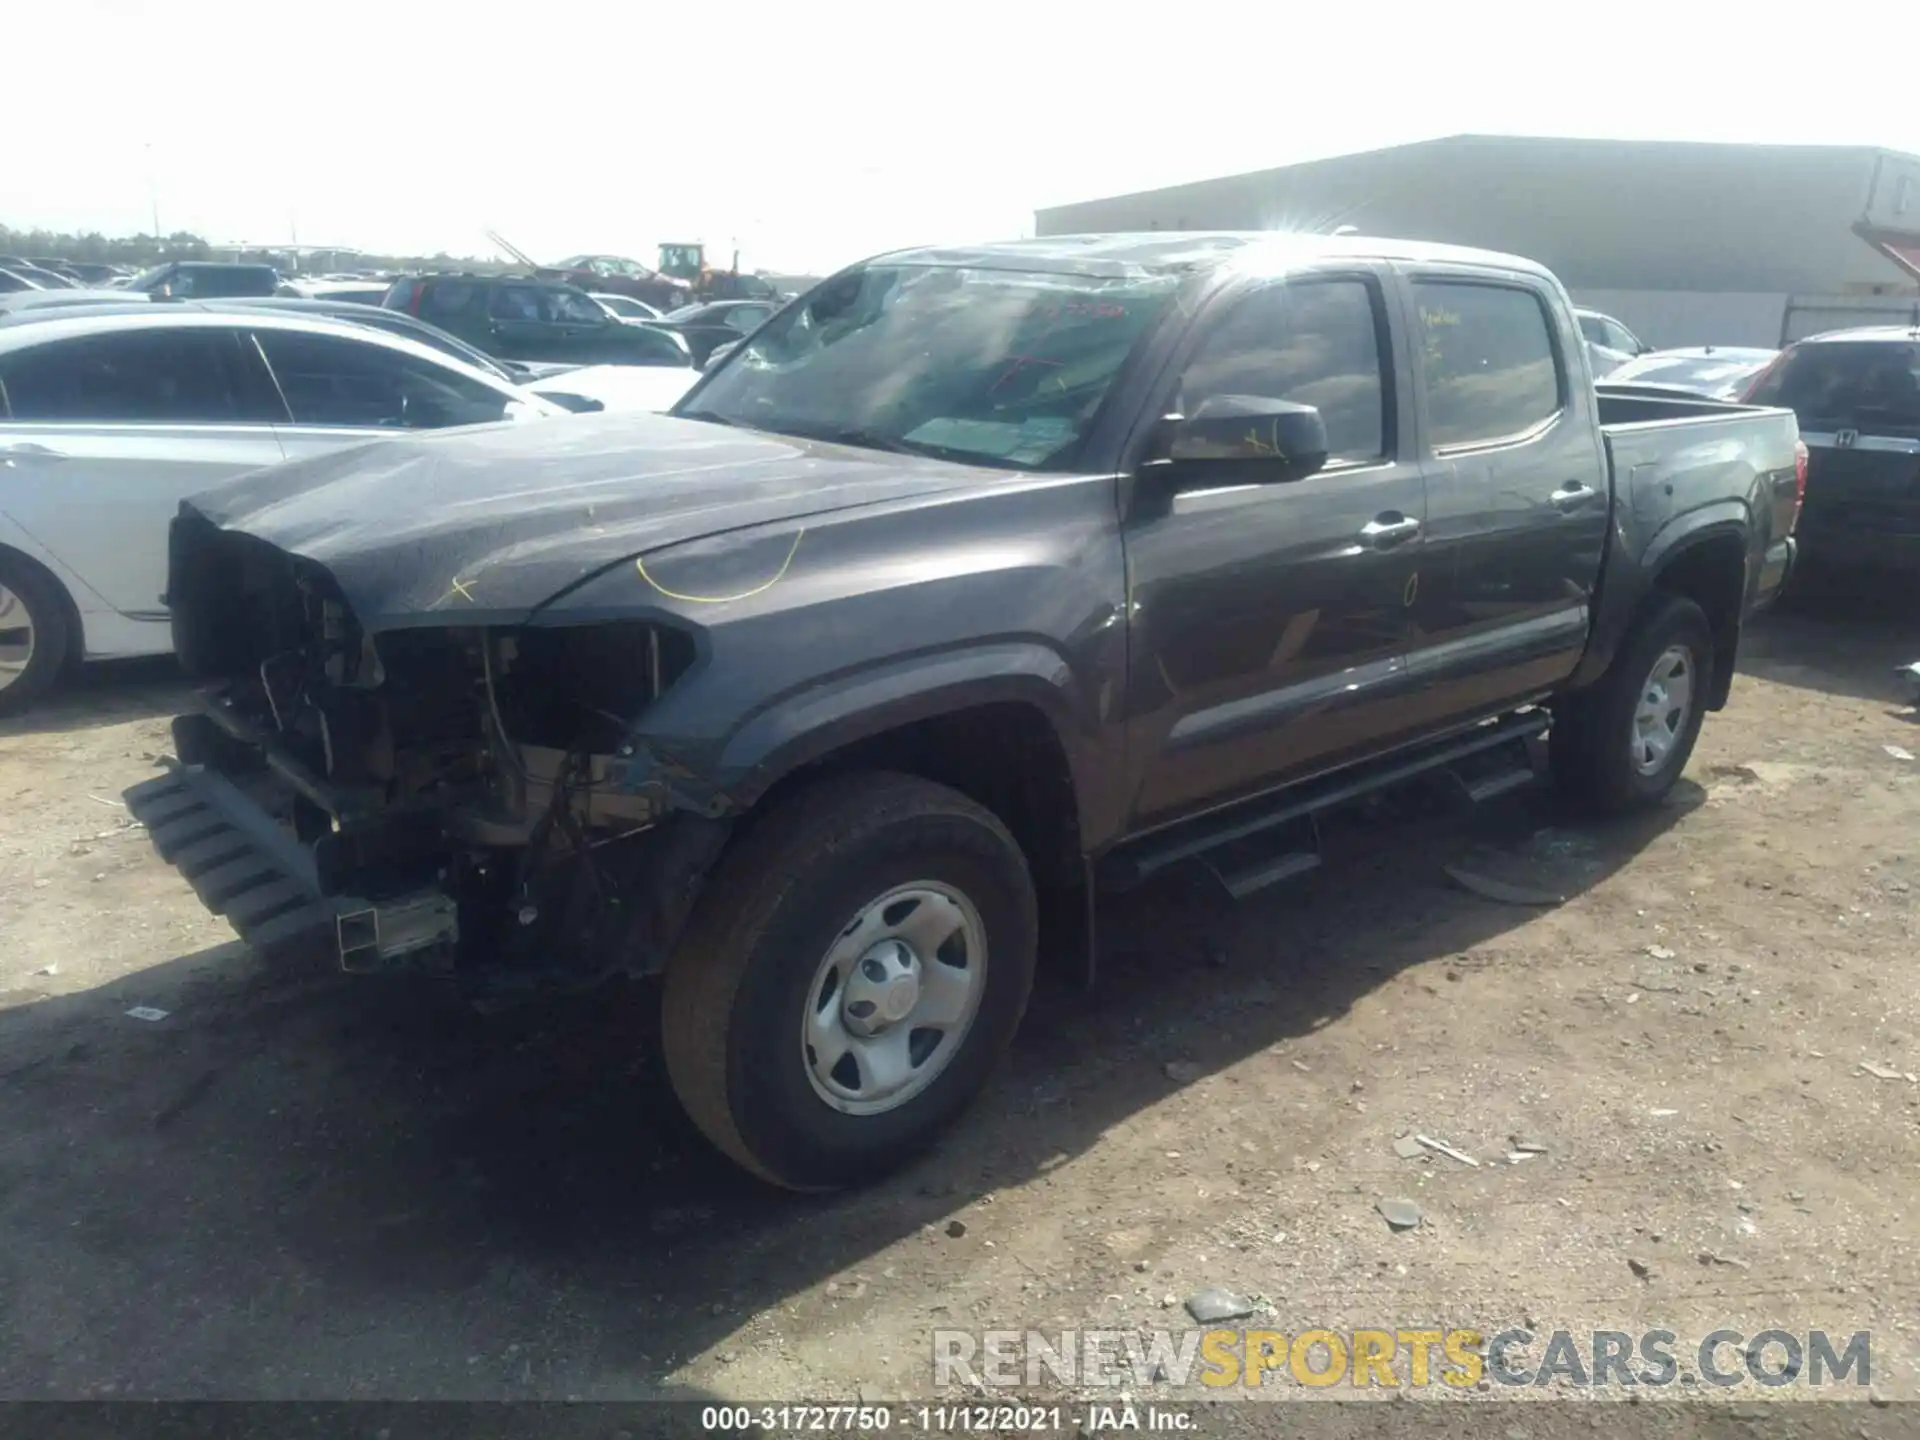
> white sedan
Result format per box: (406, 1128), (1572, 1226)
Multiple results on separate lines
(590, 292), (664, 322)
(0, 308), (566, 714)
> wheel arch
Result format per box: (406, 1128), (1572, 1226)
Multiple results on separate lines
(0, 540), (84, 671)
(1646, 524), (1748, 711)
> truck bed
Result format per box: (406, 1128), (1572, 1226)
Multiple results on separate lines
(1593, 386), (1801, 559)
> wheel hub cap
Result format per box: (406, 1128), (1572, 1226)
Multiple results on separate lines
(842, 940), (921, 1035)
(801, 882), (989, 1116)
(1631, 643), (1695, 776)
(0, 584), (35, 695)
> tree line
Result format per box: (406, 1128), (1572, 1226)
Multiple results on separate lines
(0, 223), (496, 275)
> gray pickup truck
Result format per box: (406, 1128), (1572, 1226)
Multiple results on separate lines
(127, 233), (1801, 1189)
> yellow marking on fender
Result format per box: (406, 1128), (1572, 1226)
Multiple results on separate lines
(635, 528), (806, 604)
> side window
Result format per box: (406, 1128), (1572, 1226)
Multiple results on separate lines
(549, 290), (608, 324)
(0, 327), (258, 423)
(1413, 281), (1563, 449)
(1173, 279), (1388, 466)
(420, 281), (477, 319)
(725, 306), (771, 334)
(1577, 314), (1608, 346)
(255, 331), (517, 430)
(490, 285), (549, 322)
(1606, 321), (1642, 355)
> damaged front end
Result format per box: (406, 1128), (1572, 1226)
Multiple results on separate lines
(126, 511), (730, 1001)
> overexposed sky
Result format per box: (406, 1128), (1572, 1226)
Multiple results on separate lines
(4, 0), (1914, 275)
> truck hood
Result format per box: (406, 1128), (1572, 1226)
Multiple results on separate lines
(183, 411), (1000, 630)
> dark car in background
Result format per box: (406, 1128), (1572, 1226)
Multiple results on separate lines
(383, 274), (694, 369)
(648, 298), (779, 365)
(1605, 345), (1779, 400)
(1744, 326), (1920, 576)
(536, 254), (691, 312)
(124, 261), (280, 299)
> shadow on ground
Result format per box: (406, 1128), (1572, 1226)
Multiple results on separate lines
(0, 656), (188, 738)
(0, 607), (1887, 1401)
(1741, 574), (1920, 704)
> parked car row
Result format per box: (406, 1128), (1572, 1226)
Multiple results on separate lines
(0, 266), (725, 712)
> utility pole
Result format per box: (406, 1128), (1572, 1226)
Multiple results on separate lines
(144, 142), (161, 244)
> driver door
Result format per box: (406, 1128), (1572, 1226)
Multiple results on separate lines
(1123, 271), (1429, 831)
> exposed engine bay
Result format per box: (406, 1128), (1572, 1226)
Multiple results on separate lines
(142, 513), (730, 1001)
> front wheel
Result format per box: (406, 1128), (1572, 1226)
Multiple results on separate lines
(1551, 594), (1714, 813)
(661, 772), (1038, 1190)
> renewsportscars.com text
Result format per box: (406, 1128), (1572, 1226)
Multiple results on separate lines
(933, 1327), (1872, 1390)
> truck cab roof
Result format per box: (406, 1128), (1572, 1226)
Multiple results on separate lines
(874, 232), (1552, 282)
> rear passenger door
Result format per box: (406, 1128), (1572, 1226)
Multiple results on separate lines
(1123, 271), (1429, 829)
(0, 325), (285, 619)
(484, 284), (581, 363)
(1398, 274), (1610, 730)
(252, 329), (534, 461)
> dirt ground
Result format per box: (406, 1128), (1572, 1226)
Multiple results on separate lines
(4, 599), (1920, 1430)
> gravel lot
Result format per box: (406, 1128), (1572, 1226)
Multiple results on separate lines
(3, 600), (1919, 1432)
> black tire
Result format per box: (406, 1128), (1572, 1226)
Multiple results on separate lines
(661, 772), (1038, 1191)
(1551, 593), (1714, 813)
(0, 553), (72, 719)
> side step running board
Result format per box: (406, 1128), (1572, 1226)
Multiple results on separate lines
(1100, 709), (1549, 900)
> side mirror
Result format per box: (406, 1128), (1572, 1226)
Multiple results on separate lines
(1164, 395), (1329, 482)
(704, 340), (739, 372)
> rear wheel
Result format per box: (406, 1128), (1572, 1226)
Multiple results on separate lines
(661, 772), (1038, 1190)
(0, 554), (71, 719)
(1552, 594), (1713, 812)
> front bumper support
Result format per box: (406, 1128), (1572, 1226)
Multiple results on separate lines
(123, 761), (456, 968)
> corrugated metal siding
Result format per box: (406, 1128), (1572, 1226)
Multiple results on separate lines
(1036, 136), (1920, 297)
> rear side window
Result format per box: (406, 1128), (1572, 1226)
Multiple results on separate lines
(419, 281), (479, 319)
(254, 330), (519, 429)
(1747, 341), (1920, 435)
(1413, 281), (1563, 448)
(0, 327), (261, 422)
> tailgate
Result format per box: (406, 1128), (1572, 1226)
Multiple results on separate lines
(1799, 432), (1920, 535)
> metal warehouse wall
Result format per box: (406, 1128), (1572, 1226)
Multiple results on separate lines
(1568, 291), (1789, 349)
(1035, 136), (1920, 298)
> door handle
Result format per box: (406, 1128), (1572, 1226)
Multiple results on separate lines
(1551, 480), (1597, 510)
(1360, 514), (1422, 549)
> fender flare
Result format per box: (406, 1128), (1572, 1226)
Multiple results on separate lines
(1570, 506), (1752, 693)
(712, 640), (1093, 813)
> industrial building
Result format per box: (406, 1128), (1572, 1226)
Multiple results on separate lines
(1034, 136), (1920, 348)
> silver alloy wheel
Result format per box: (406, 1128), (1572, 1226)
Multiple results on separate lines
(0, 584), (34, 694)
(1630, 643), (1695, 776)
(801, 881), (989, 1117)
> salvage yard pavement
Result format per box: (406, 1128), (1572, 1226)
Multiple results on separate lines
(2, 605), (1919, 1409)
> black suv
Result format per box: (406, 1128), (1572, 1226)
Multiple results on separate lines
(1745, 326), (1920, 575)
(383, 274), (693, 369)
